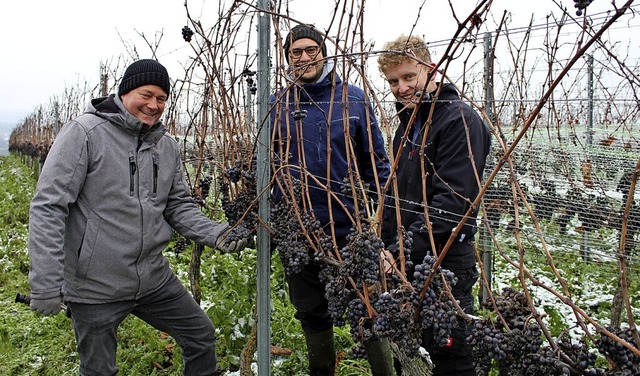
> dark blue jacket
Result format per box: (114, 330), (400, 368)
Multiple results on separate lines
(381, 83), (491, 269)
(270, 72), (390, 237)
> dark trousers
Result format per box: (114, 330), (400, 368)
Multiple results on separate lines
(286, 258), (334, 333)
(423, 265), (478, 376)
(67, 275), (218, 376)
(282, 237), (348, 334)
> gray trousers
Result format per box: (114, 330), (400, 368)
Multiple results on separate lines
(67, 275), (218, 376)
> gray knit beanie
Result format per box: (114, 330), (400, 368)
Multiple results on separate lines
(283, 24), (327, 63)
(118, 59), (171, 97)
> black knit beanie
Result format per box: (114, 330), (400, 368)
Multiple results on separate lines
(283, 24), (327, 63)
(118, 59), (171, 97)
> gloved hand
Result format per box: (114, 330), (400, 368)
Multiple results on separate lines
(30, 296), (63, 316)
(215, 228), (249, 254)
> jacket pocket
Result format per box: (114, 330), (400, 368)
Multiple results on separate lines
(76, 215), (104, 280)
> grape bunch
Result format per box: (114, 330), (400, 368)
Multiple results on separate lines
(181, 26), (194, 42)
(469, 286), (609, 376)
(496, 325), (545, 374)
(596, 326), (640, 375)
(223, 225), (253, 249)
(556, 337), (600, 374)
(470, 287), (539, 374)
(573, 0), (595, 16)
(345, 297), (374, 344)
(394, 229), (415, 269)
(339, 176), (372, 220)
(242, 69), (257, 95)
(172, 235), (192, 257)
(217, 161), (258, 249)
(350, 343), (368, 360)
(192, 174), (213, 208)
(270, 178), (330, 275)
(468, 320), (505, 375)
(300, 212), (333, 261)
(372, 289), (422, 358)
(339, 225), (383, 286)
(270, 176), (337, 275)
(271, 197), (312, 275)
(320, 263), (351, 325)
(515, 346), (572, 376)
(219, 161), (257, 226)
(469, 318), (548, 375)
(199, 175), (213, 200)
(483, 286), (533, 330)
(410, 255), (459, 347)
(192, 194), (206, 207)
(514, 339), (602, 376)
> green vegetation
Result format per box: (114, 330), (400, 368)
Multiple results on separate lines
(2, 154), (638, 375)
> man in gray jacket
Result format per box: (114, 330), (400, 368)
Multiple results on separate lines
(27, 59), (244, 375)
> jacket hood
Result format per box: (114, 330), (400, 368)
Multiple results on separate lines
(396, 83), (459, 125)
(285, 60), (343, 102)
(286, 58), (337, 85)
(87, 94), (166, 144)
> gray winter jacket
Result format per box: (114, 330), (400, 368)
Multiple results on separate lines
(28, 94), (228, 304)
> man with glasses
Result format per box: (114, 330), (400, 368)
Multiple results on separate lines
(270, 24), (394, 375)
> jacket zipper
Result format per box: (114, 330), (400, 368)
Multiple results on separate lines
(408, 120), (421, 162)
(152, 153), (159, 197)
(129, 152), (136, 196)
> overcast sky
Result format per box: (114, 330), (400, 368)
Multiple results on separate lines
(1, 0), (636, 138)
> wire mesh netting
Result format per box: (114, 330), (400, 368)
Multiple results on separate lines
(7, 1), (640, 375)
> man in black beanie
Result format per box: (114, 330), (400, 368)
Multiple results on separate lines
(271, 24), (395, 375)
(27, 58), (245, 375)
(118, 58), (172, 98)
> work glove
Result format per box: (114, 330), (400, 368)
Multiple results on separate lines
(216, 228), (249, 254)
(30, 296), (63, 316)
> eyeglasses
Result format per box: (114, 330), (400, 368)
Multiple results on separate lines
(289, 45), (321, 59)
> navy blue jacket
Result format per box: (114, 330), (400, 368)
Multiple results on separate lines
(270, 72), (390, 237)
(381, 83), (491, 269)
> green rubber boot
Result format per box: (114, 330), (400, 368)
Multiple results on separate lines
(365, 338), (396, 376)
(305, 329), (336, 376)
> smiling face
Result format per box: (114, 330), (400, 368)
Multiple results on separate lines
(382, 59), (436, 109)
(120, 84), (167, 126)
(288, 37), (324, 84)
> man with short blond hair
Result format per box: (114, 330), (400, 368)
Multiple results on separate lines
(379, 35), (491, 376)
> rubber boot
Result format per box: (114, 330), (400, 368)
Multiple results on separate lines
(365, 338), (396, 376)
(304, 329), (336, 376)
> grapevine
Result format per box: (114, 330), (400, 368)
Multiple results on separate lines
(270, 178), (330, 275)
(218, 160), (258, 247)
(467, 287), (632, 376)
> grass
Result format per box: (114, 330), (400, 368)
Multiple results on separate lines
(2, 153), (638, 375)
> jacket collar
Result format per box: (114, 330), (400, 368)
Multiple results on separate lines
(285, 59), (342, 100)
(396, 83), (459, 125)
(88, 94), (166, 145)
